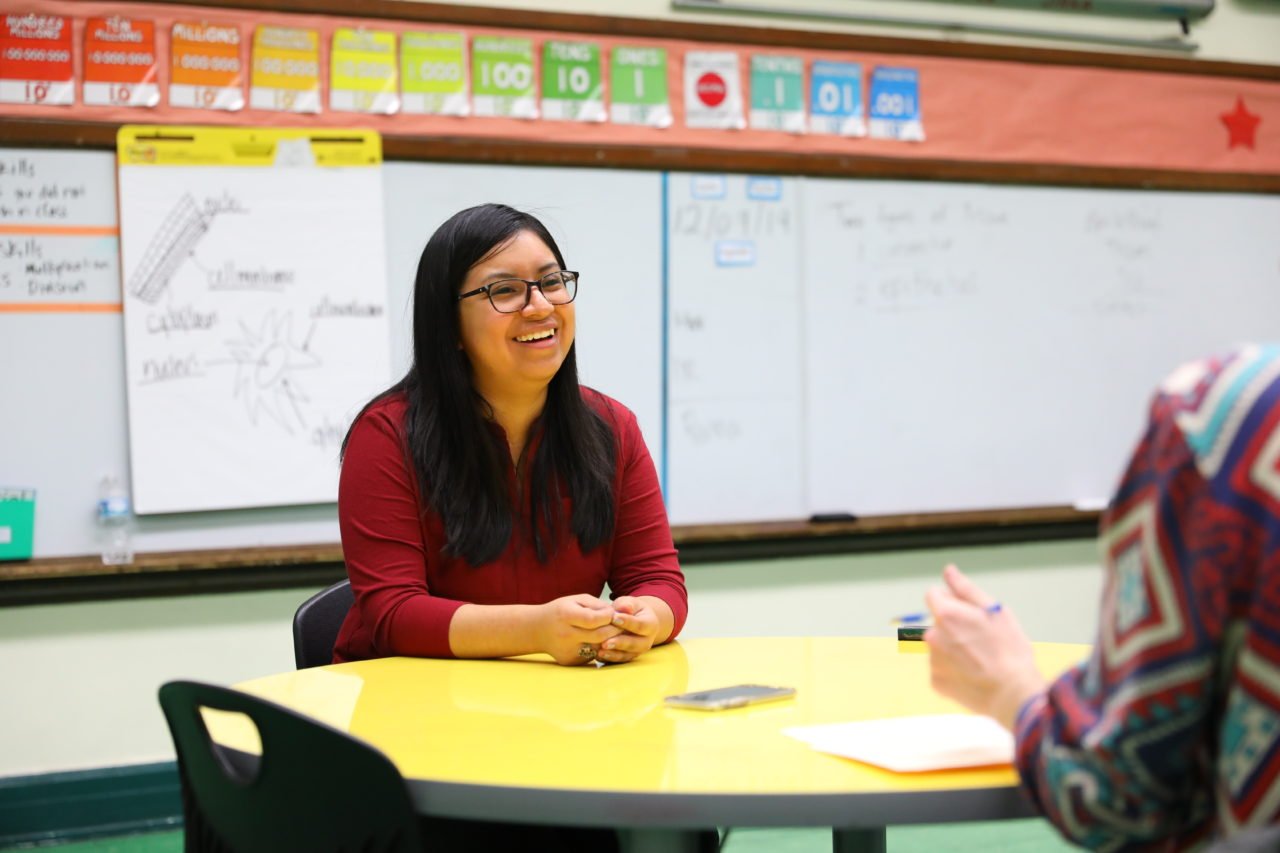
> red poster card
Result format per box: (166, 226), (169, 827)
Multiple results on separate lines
(84, 16), (160, 107)
(0, 13), (74, 106)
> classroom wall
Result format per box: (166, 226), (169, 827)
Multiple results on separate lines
(413, 0), (1280, 66)
(0, 539), (1101, 777)
(3, 0), (1274, 783)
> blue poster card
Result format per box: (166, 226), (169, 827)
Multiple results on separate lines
(809, 60), (865, 137)
(868, 66), (924, 142)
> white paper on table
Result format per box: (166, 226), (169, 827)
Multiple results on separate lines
(783, 714), (1013, 773)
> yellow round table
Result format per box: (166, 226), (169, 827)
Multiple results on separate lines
(231, 637), (1085, 853)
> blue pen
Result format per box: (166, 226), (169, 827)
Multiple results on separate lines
(890, 602), (1002, 624)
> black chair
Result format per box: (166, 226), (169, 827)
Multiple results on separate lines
(292, 578), (354, 669)
(158, 680), (423, 853)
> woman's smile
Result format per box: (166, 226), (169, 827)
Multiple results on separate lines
(514, 326), (558, 346)
(458, 229), (576, 399)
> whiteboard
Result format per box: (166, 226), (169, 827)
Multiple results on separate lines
(801, 179), (1280, 516)
(381, 161), (665, 454)
(7, 147), (1280, 558)
(665, 173), (806, 525)
(2, 151), (664, 558)
(117, 159), (393, 514)
(1, 150), (345, 557)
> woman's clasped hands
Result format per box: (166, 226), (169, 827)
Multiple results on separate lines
(538, 594), (662, 666)
(599, 596), (663, 664)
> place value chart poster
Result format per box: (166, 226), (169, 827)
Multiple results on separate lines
(116, 126), (391, 514)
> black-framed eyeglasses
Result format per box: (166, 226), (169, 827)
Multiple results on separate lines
(457, 270), (579, 314)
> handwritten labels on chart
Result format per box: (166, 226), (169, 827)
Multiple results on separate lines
(116, 127), (392, 514)
(0, 150), (121, 311)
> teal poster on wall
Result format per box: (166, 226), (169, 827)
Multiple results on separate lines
(0, 487), (35, 560)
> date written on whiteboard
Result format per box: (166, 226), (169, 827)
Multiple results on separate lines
(672, 202), (791, 240)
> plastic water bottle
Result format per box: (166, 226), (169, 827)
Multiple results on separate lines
(97, 476), (134, 565)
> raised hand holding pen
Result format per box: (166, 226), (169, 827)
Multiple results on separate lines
(923, 564), (1046, 732)
(892, 600), (1002, 625)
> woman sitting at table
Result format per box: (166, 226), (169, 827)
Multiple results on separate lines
(334, 203), (701, 852)
(335, 202), (688, 667)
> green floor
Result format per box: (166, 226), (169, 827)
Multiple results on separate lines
(28, 821), (1079, 851)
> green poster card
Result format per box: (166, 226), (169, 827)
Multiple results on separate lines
(750, 54), (805, 133)
(401, 31), (468, 116)
(471, 36), (536, 119)
(541, 40), (604, 122)
(610, 46), (670, 128)
(0, 488), (35, 560)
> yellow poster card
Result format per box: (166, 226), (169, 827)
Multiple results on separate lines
(250, 26), (320, 113)
(329, 28), (398, 114)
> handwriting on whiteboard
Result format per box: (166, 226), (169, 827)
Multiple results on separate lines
(671, 201), (792, 240)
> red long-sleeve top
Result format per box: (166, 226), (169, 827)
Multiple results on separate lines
(333, 388), (688, 662)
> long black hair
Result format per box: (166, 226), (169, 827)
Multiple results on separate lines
(343, 203), (617, 565)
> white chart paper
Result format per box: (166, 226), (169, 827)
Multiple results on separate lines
(118, 147), (391, 514)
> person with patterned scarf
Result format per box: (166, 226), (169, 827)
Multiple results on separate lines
(925, 344), (1280, 851)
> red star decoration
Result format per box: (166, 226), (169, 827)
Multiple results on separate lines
(1220, 97), (1261, 150)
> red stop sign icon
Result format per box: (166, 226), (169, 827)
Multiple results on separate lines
(695, 72), (727, 107)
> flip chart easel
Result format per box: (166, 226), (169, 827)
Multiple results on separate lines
(116, 126), (392, 514)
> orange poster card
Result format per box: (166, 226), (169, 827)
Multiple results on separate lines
(170, 20), (244, 111)
(0, 14), (73, 106)
(83, 17), (159, 108)
(249, 26), (320, 114)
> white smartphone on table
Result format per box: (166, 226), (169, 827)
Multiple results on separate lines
(663, 684), (796, 711)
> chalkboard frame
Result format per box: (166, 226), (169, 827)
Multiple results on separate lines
(0, 508), (1100, 605)
(0, 0), (1274, 594)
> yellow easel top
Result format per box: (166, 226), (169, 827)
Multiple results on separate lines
(116, 125), (381, 167)
(226, 637), (1087, 797)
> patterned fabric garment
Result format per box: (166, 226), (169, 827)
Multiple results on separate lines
(1015, 344), (1280, 852)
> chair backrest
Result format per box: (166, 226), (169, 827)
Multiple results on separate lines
(292, 578), (354, 669)
(158, 680), (422, 853)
